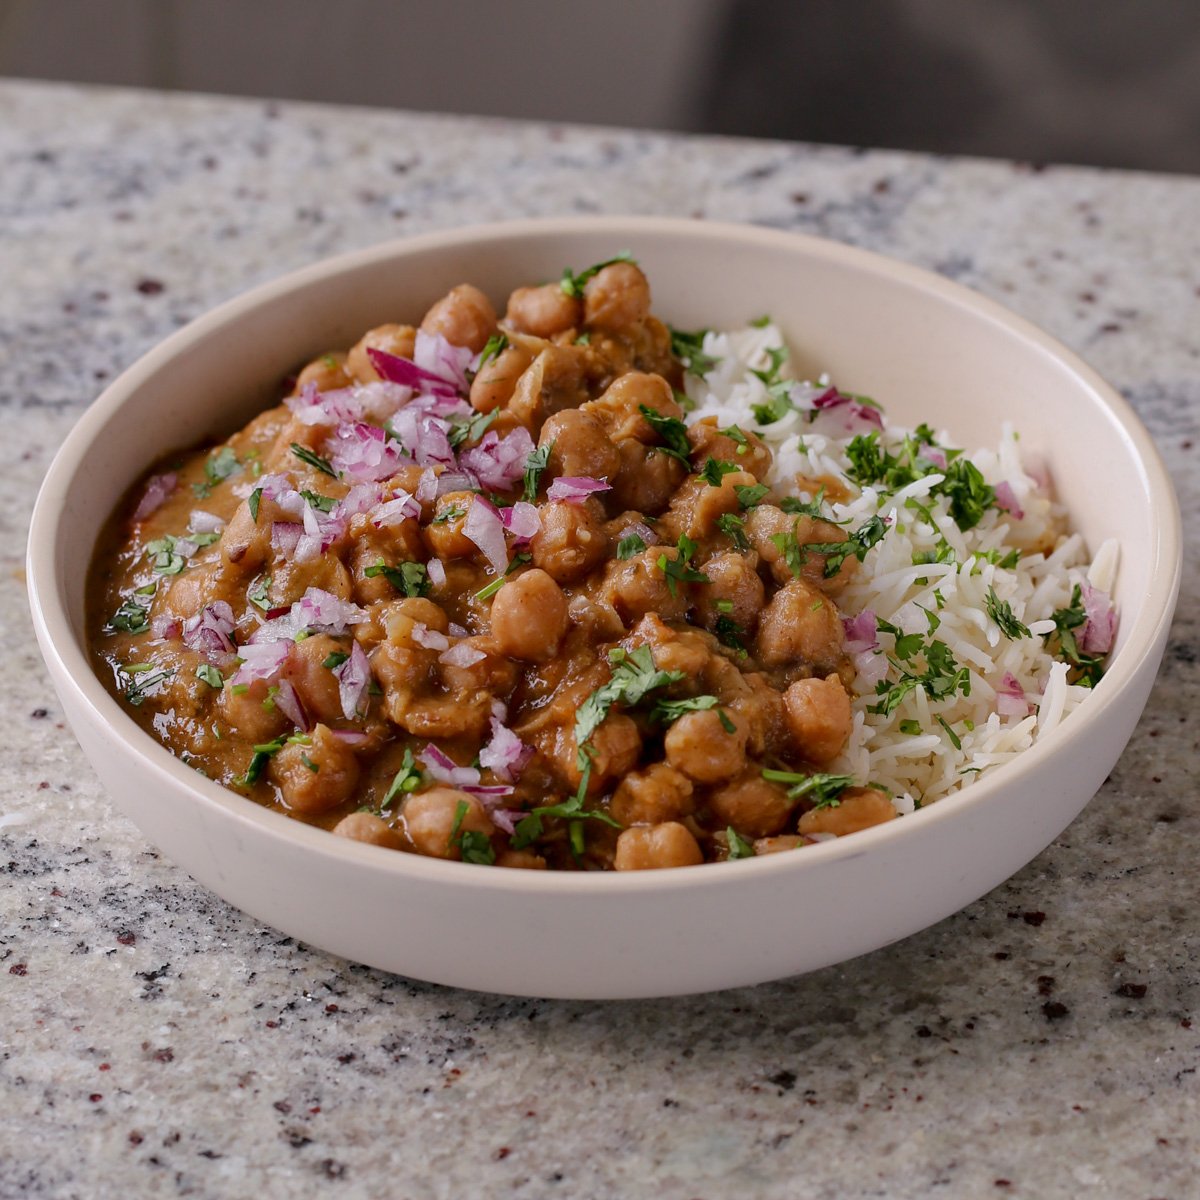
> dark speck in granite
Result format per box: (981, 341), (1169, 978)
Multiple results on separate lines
(2, 78), (1199, 1200)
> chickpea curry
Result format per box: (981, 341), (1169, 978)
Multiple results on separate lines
(88, 255), (897, 871)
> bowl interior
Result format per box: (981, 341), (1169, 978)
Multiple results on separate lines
(46, 220), (1161, 666)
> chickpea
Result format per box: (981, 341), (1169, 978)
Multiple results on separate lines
(270, 555), (354, 609)
(566, 713), (642, 796)
(379, 596), (450, 645)
(693, 552), (765, 636)
(530, 499), (609, 585)
(583, 261), (652, 333)
(601, 547), (689, 625)
(608, 440), (687, 515)
(332, 811), (405, 850)
(419, 284), (497, 353)
(664, 708), (749, 784)
(220, 494), (290, 574)
(753, 835), (806, 855)
(725, 671), (789, 758)
(797, 787), (896, 837)
(582, 371), (679, 443)
(613, 822), (703, 870)
(402, 788), (495, 861)
(783, 674), (852, 766)
(346, 323), (417, 384)
(755, 579), (846, 674)
(495, 848), (548, 870)
(667, 469), (757, 540)
(611, 763), (695, 826)
(438, 635), (519, 696)
(217, 676), (288, 745)
(707, 770), (794, 838)
(489, 569), (569, 661)
(505, 283), (582, 338)
(402, 694), (492, 741)
(625, 613), (712, 678)
(687, 419), (773, 480)
(160, 562), (224, 623)
(507, 346), (587, 431)
(349, 528), (425, 606)
(539, 409), (620, 482)
(469, 343), (534, 414)
(746, 505), (857, 592)
(272, 724), (360, 815)
(296, 350), (353, 394)
(423, 491), (479, 561)
(282, 633), (352, 725)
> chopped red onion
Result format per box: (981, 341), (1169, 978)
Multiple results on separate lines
(333, 641), (371, 720)
(367, 345), (462, 398)
(489, 809), (520, 836)
(415, 467), (439, 504)
(172, 536), (202, 560)
(188, 509), (225, 534)
(994, 481), (1025, 520)
(132, 472), (178, 521)
(460, 784), (514, 799)
(1079, 582), (1117, 654)
(231, 640), (292, 685)
(413, 329), (474, 394)
(419, 743), (480, 787)
(842, 610), (879, 655)
(151, 615), (181, 641)
(336, 483), (385, 520)
(623, 520), (658, 547)
(479, 717), (534, 783)
(327, 421), (406, 482)
(426, 558), (447, 588)
(547, 476), (612, 503)
(271, 521), (303, 557)
(182, 601), (237, 660)
(386, 404), (456, 467)
(284, 380), (358, 427)
(463, 497), (508, 573)
(433, 468), (477, 497)
(411, 623), (450, 652)
(251, 588), (367, 643)
(921, 445), (948, 471)
(854, 649), (889, 690)
(273, 678), (310, 731)
(439, 641), (488, 668)
(329, 729), (371, 748)
(371, 491), (421, 527)
(996, 671), (1029, 717)
(500, 500), (541, 543)
(799, 385), (884, 435)
(459, 427), (536, 491)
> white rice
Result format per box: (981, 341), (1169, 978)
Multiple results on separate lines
(684, 323), (1112, 813)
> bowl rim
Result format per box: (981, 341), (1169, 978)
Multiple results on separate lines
(27, 214), (1183, 898)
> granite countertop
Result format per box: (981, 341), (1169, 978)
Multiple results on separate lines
(2, 80), (1197, 1199)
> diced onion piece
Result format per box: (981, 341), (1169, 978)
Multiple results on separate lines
(333, 641), (371, 720)
(273, 678), (310, 731)
(500, 500), (541, 543)
(438, 641), (487, 668)
(546, 476), (612, 503)
(842, 609), (879, 655)
(231, 640), (292, 685)
(411, 623), (450, 652)
(479, 717), (533, 783)
(181, 601), (237, 661)
(132, 473), (177, 521)
(994, 480), (1025, 520)
(419, 743), (480, 787)
(463, 497), (508, 573)
(1079, 582), (1117, 654)
(459, 427), (536, 491)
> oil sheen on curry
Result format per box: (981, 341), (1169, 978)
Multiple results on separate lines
(87, 256), (903, 871)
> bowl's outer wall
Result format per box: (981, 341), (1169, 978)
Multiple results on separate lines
(30, 219), (1180, 997)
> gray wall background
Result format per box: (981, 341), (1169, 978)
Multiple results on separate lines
(2, 0), (1199, 173)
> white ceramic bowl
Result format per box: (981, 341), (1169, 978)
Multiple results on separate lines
(28, 217), (1181, 998)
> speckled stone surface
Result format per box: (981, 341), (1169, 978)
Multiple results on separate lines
(2, 80), (1198, 1199)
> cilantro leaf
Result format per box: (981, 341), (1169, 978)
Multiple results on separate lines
(726, 827), (756, 859)
(447, 408), (498, 450)
(699, 457), (740, 487)
(761, 769), (855, 808)
(299, 489), (337, 513)
(716, 512), (749, 551)
(574, 645), (685, 764)
(657, 534), (710, 597)
(290, 443), (337, 477)
(523, 441), (553, 501)
(734, 482), (770, 509)
(638, 405), (692, 465)
(108, 591), (153, 635)
(985, 586), (1031, 639)
(364, 559), (430, 598)
(448, 799), (496, 865)
(559, 251), (635, 298)
(668, 325), (721, 375)
(1045, 584), (1107, 686)
(616, 532), (647, 559)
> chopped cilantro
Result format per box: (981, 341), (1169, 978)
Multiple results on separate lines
(870, 635), (972, 717)
(779, 488), (832, 520)
(381, 749), (423, 810)
(699, 457), (740, 486)
(648, 694), (721, 724)
(985, 586), (1031, 639)
(761, 769), (855, 808)
(657, 534), (710, 597)
(720, 425), (749, 446)
(734, 482), (770, 509)
(108, 592), (153, 635)
(322, 650), (350, 670)
(145, 535), (186, 576)
(248, 487), (263, 522)
(476, 576), (506, 601)
(195, 664), (223, 689)
(749, 314), (772, 329)
(574, 646), (685, 766)
(241, 736), (285, 786)
(123, 666), (173, 706)
(668, 325), (721, 375)
(300, 753), (319, 774)
(559, 251), (635, 299)
(715, 511), (749, 551)
(715, 613), (746, 653)
(474, 332), (509, 374)
(509, 777), (621, 852)
(365, 559), (429, 598)
(799, 515), (889, 578)
(300, 489), (337, 513)
(898, 719), (923, 735)
(448, 409), (498, 449)
(1045, 584), (1107, 687)
(638, 405), (692, 465)
(726, 827), (756, 859)
(935, 715), (962, 750)
(248, 575), (272, 611)
(203, 446), (240, 489)
(290, 443), (336, 477)
(616, 532), (647, 559)
(430, 503), (467, 525)
(523, 441), (553, 501)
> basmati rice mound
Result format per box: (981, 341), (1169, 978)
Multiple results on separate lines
(683, 322), (1118, 816)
